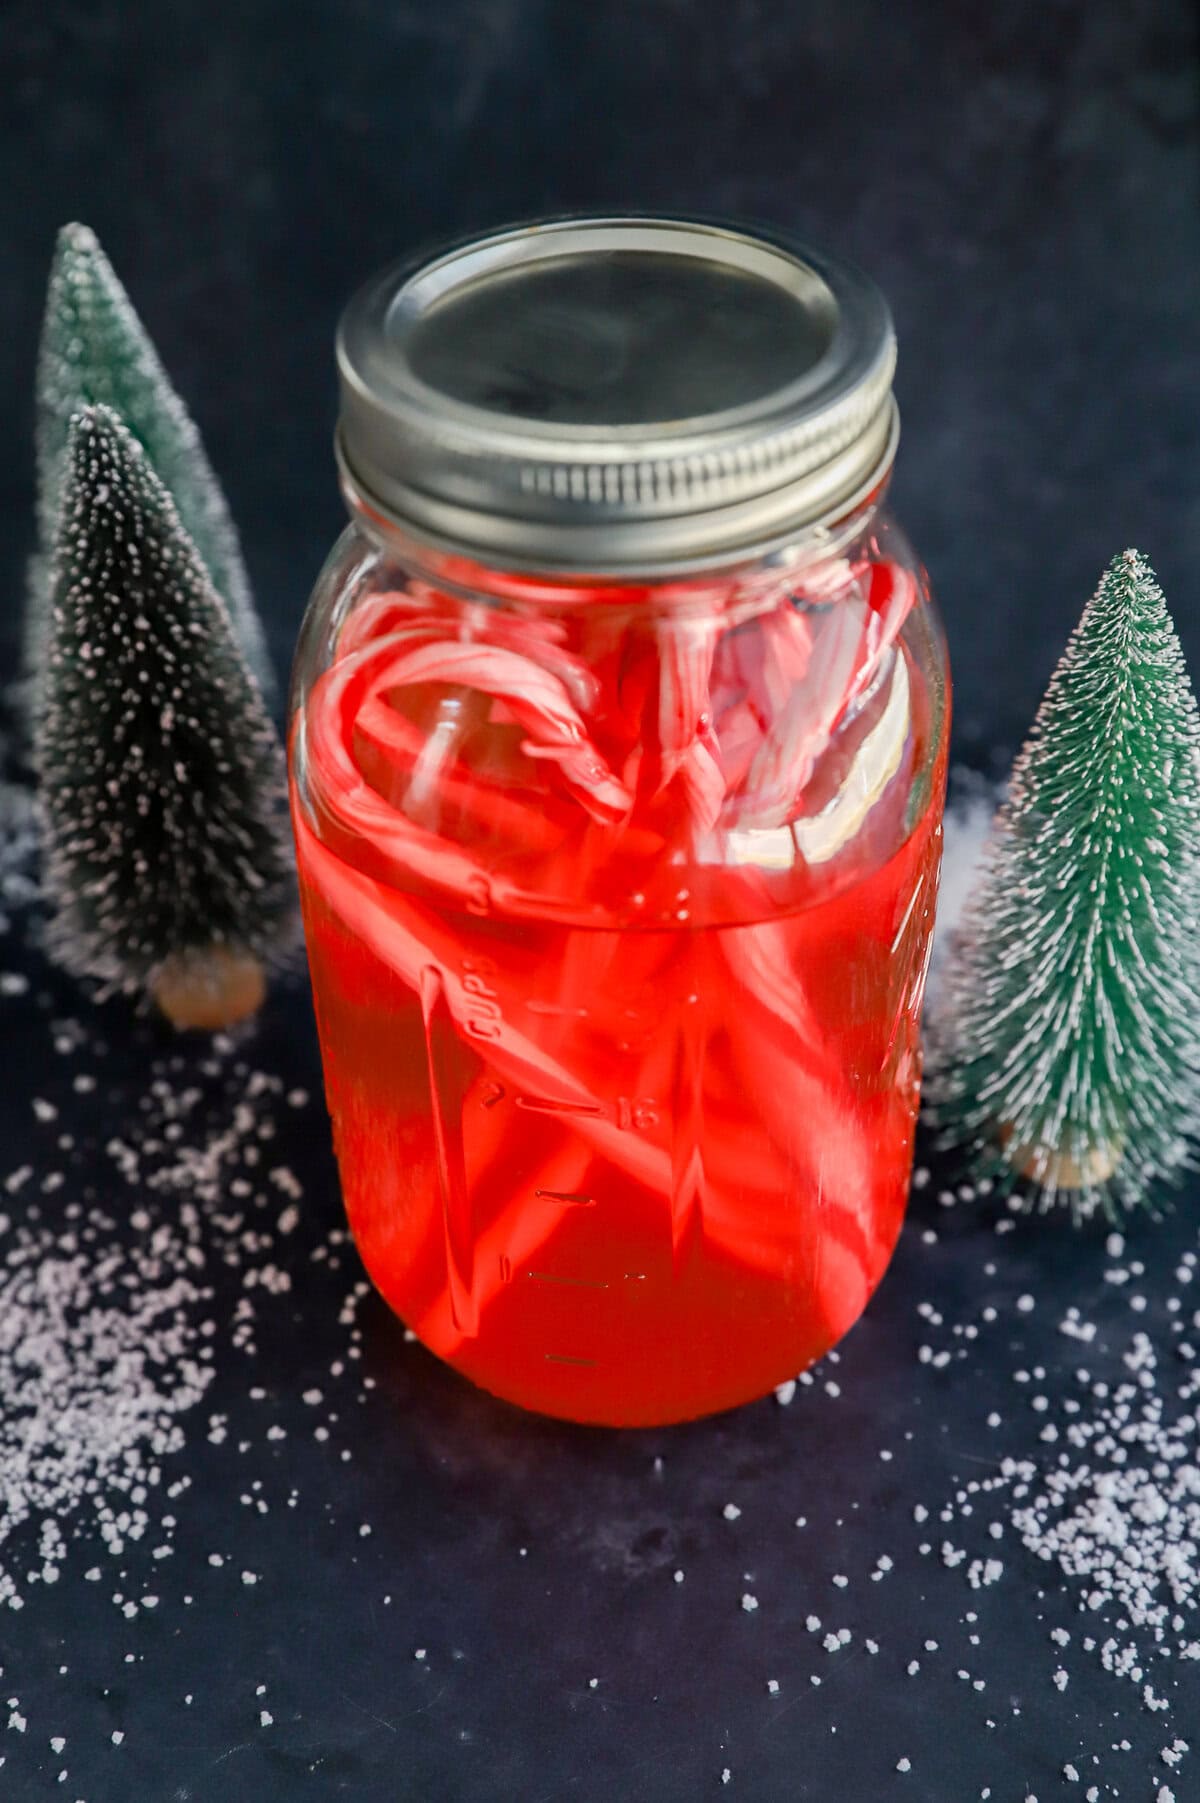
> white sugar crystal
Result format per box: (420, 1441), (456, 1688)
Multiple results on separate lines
(0, 1028), (365, 1623)
(928, 1249), (1200, 1714)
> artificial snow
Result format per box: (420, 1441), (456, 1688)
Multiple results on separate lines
(927, 773), (994, 1004)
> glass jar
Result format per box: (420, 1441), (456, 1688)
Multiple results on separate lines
(290, 217), (949, 1426)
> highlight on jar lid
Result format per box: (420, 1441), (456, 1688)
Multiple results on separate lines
(335, 215), (898, 573)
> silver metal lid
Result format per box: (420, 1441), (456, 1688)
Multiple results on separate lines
(336, 215), (898, 575)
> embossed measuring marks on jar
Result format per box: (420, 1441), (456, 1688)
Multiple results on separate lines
(433, 949), (669, 1370)
(460, 955), (503, 1041)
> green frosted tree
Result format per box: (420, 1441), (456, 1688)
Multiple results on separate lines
(37, 406), (293, 1029)
(929, 549), (1200, 1217)
(27, 222), (270, 696)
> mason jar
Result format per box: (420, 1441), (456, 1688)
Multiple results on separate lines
(289, 216), (950, 1426)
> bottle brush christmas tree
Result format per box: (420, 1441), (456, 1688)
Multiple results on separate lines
(930, 548), (1200, 1217)
(27, 222), (270, 698)
(37, 405), (294, 1030)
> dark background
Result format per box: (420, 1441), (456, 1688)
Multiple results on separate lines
(3, 0), (1198, 762)
(3, 6), (1200, 1801)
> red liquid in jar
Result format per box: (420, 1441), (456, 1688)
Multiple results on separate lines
(292, 563), (946, 1425)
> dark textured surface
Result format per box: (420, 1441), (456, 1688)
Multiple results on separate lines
(3, 3), (1200, 1798)
(2, 929), (1200, 1801)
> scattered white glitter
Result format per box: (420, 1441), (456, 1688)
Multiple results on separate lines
(0, 982), (364, 1621)
(987, 1331), (1200, 1693)
(907, 1170), (1200, 1785)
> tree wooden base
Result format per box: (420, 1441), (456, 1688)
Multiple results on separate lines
(151, 946), (266, 1031)
(1000, 1121), (1122, 1192)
